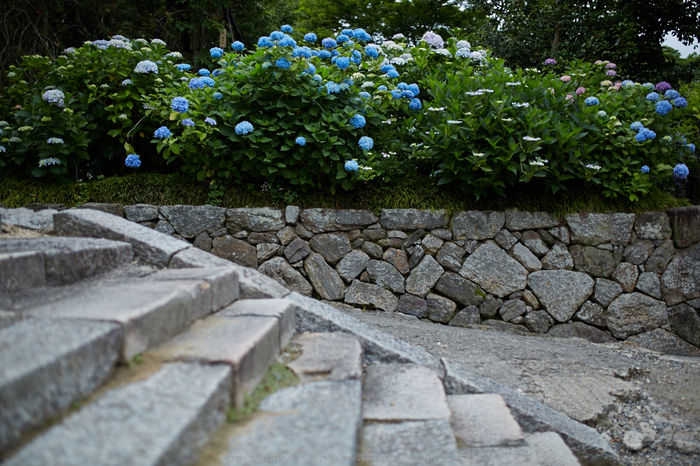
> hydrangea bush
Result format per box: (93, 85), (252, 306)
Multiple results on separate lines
(0, 28), (696, 201)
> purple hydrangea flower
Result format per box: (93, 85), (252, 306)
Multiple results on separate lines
(655, 81), (672, 92)
(544, 58), (556, 65)
(421, 31), (444, 48)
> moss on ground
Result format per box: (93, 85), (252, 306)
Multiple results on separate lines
(226, 362), (299, 423)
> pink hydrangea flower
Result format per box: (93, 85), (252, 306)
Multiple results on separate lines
(576, 87), (586, 95)
(560, 75), (571, 82)
(606, 63), (617, 69)
(566, 94), (574, 102)
(606, 70), (617, 76)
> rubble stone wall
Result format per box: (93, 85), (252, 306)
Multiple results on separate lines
(96, 202), (700, 350)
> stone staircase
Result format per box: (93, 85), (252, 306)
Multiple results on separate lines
(0, 208), (620, 465)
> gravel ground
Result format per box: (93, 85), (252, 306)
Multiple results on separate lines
(341, 308), (700, 466)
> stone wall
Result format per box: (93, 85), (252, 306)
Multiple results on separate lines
(91, 202), (700, 351)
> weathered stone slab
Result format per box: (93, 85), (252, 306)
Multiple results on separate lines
(336, 250), (370, 283)
(627, 328), (700, 357)
(499, 299), (528, 322)
(383, 248), (410, 275)
(566, 213), (635, 246)
(284, 237), (311, 263)
(227, 264), (291, 300)
(407, 244), (425, 268)
(344, 280), (398, 312)
(541, 243), (574, 270)
(397, 294), (428, 318)
(606, 292), (668, 339)
(524, 310), (554, 333)
(666, 206), (700, 248)
(147, 267), (239, 313)
(259, 256), (313, 296)
(448, 394), (524, 447)
(449, 306), (480, 327)
(287, 333), (363, 382)
(575, 301), (606, 327)
(226, 380), (361, 466)
(211, 235), (257, 269)
(635, 272), (661, 299)
(460, 241), (528, 298)
(421, 233), (444, 255)
(593, 278), (623, 308)
(442, 359), (620, 465)
(77, 202), (124, 217)
(289, 293), (443, 373)
(434, 272), (485, 307)
(361, 420), (459, 464)
(527, 432), (581, 466)
(634, 211), (671, 240)
(451, 211), (505, 240)
(304, 252), (345, 300)
(301, 208), (378, 233)
(168, 246), (233, 269)
(528, 270), (594, 322)
(666, 303), (700, 348)
(0, 319), (121, 451)
(505, 208), (560, 231)
(495, 228), (518, 250)
(362, 241), (384, 259)
(0, 251), (45, 294)
(220, 298), (297, 349)
(611, 262), (638, 293)
(549, 226), (571, 244)
(660, 242), (700, 305)
(285, 205), (300, 224)
(123, 203), (159, 222)
(427, 293), (458, 323)
(569, 245), (615, 278)
(405, 255), (444, 297)
(247, 232), (278, 244)
(366, 259), (405, 293)
(363, 228), (386, 242)
(159, 205), (225, 238)
(509, 242), (542, 272)
(54, 209), (190, 267)
(309, 232), (352, 265)
(276, 225), (297, 245)
(623, 240), (654, 265)
(256, 243), (279, 262)
(380, 209), (448, 230)
(6, 363), (231, 466)
(645, 239), (675, 273)
(363, 364), (450, 421)
(226, 207), (285, 232)
(460, 446), (537, 465)
(520, 230), (550, 257)
(0, 207), (57, 231)
(547, 322), (617, 344)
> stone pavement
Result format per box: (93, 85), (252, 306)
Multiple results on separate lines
(0, 207), (626, 465)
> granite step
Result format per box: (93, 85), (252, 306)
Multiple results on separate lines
(4, 362), (232, 466)
(0, 237), (133, 294)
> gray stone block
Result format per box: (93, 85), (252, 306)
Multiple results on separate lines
(451, 210), (505, 240)
(159, 205), (225, 239)
(623, 240), (654, 265)
(527, 432), (581, 466)
(220, 298), (297, 349)
(524, 310), (555, 333)
(499, 299), (528, 322)
(361, 420), (459, 465)
(225, 380), (361, 466)
(460, 445), (538, 465)
(211, 235), (257, 269)
(574, 301), (606, 327)
(635, 272), (661, 299)
(288, 293), (443, 373)
(226, 207), (285, 232)
(633, 211), (672, 240)
(228, 264), (292, 300)
(397, 294), (428, 318)
(593, 278), (623, 308)
(666, 303), (700, 348)
(566, 213), (635, 246)
(541, 242), (574, 270)
(405, 255), (444, 297)
(509, 242), (542, 272)
(54, 208), (191, 267)
(168, 246), (233, 269)
(380, 209), (448, 230)
(0, 251), (45, 294)
(442, 359), (619, 465)
(5, 362), (231, 466)
(304, 252), (345, 300)
(570, 245), (615, 278)
(626, 328), (700, 357)
(366, 259), (405, 293)
(448, 393), (524, 447)
(666, 205), (700, 248)
(123, 203), (159, 222)
(449, 306), (480, 327)
(606, 292), (668, 339)
(336, 249), (370, 283)
(0, 319), (122, 450)
(460, 241), (527, 298)
(309, 232), (352, 265)
(0, 207), (56, 231)
(25, 281), (208, 360)
(286, 333), (363, 382)
(645, 239), (675, 273)
(77, 202), (124, 217)
(147, 267), (239, 314)
(520, 230), (550, 257)
(301, 208), (378, 233)
(363, 363), (450, 421)
(436, 242), (466, 272)
(344, 280), (398, 312)
(284, 237), (311, 263)
(285, 205), (300, 224)
(259, 256), (313, 296)
(433, 272), (485, 308)
(612, 261), (638, 292)
(427, 293), (457, 323)
(505, 208), (561, 230)
(661, 242), (700, 305)
(547, 322), (617, 344)
(152, 315), (278, 408)
(528, 270), (594, 322)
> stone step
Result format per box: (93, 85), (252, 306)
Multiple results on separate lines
(150, 298), (298, 408)
(0, 318), (122, 451)
(4, 362), (232, 466)
(0, 237), (133, 293)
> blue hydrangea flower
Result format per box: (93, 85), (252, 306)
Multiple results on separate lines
(665, 90), (680, 100)
(635, 129), (656, 142)
(312, 74), (322, 83)
(674, 97), (688, 108)
(295, 136), (306, 146)
(336, 34), (349, 44)
(200, 77), (215, 87)
(258, 36), (272, 48)
(154, 126), (172, 139)
(359, 91), (371, 100)
(318, 50), (332, 59)
(213, 92), (223, 100)
(0, 146), (5, 153)
(350, 115), (366, 129)
(397, 83), (408, 90)
(646, 92), (659, 102)
(391, 89), (402, 99)
(171, 97), (189, 113)
(322, 37), (337, 49)
(336, 56), (350, 70)
(350, 51), (361, 65)
(181, 118), (195, 127)
(354, 29), (371, 42)
(42, 89), (65, 106)
(125, 154), (141, 168)
(210, 47), (224, 58)
(281, 25), (293, 33)
(342, 29), (354, 37)
(304, 63), (316, 75)
(377, 85), (388, 91)
(339, 83), (349, 91)
(409, 98), (422, 111)
(387, 70), (400, 79)
(408, 84), (420, 96)
(642, 83), (654, 90)
(326, 82), (341, 94)
(121, 79), (133, 85)
(47, 137), (64, 144)
(304, 33), (317, 43)
(380, 64), (396, 74)
(270, 31), (284, 40)
(176, 64), (191, 72)
(134, 60), (158, 74)
(401, 90), (414, 99)
(674, 163), (689, 180)
(331, 50), (340, 57)
(293, 46), (312, 59)
(630, 121), (644, 132)
(641, 165), (650, 173)
(331, 56), (338, 65)
(198, 69), (210, 76)
(621, 80), (635, 87)
(205, 117), (217, 126)
(584, 96), (599, 106)
(365, 45), (379, 59)
(235, 121), (254, 135)
(345, 160), (359, 171)
(189, 77), (204, 89)
(232, 41), (245, 51)
(358, 136), (374, 150)
(656, 100), (673, 116)
(344, 78), (354, 86)
(688, 143), (696, 153)
(278, 35), (296, 47)
(212, 69), (225, 77)
(276, 57), (291, 69)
